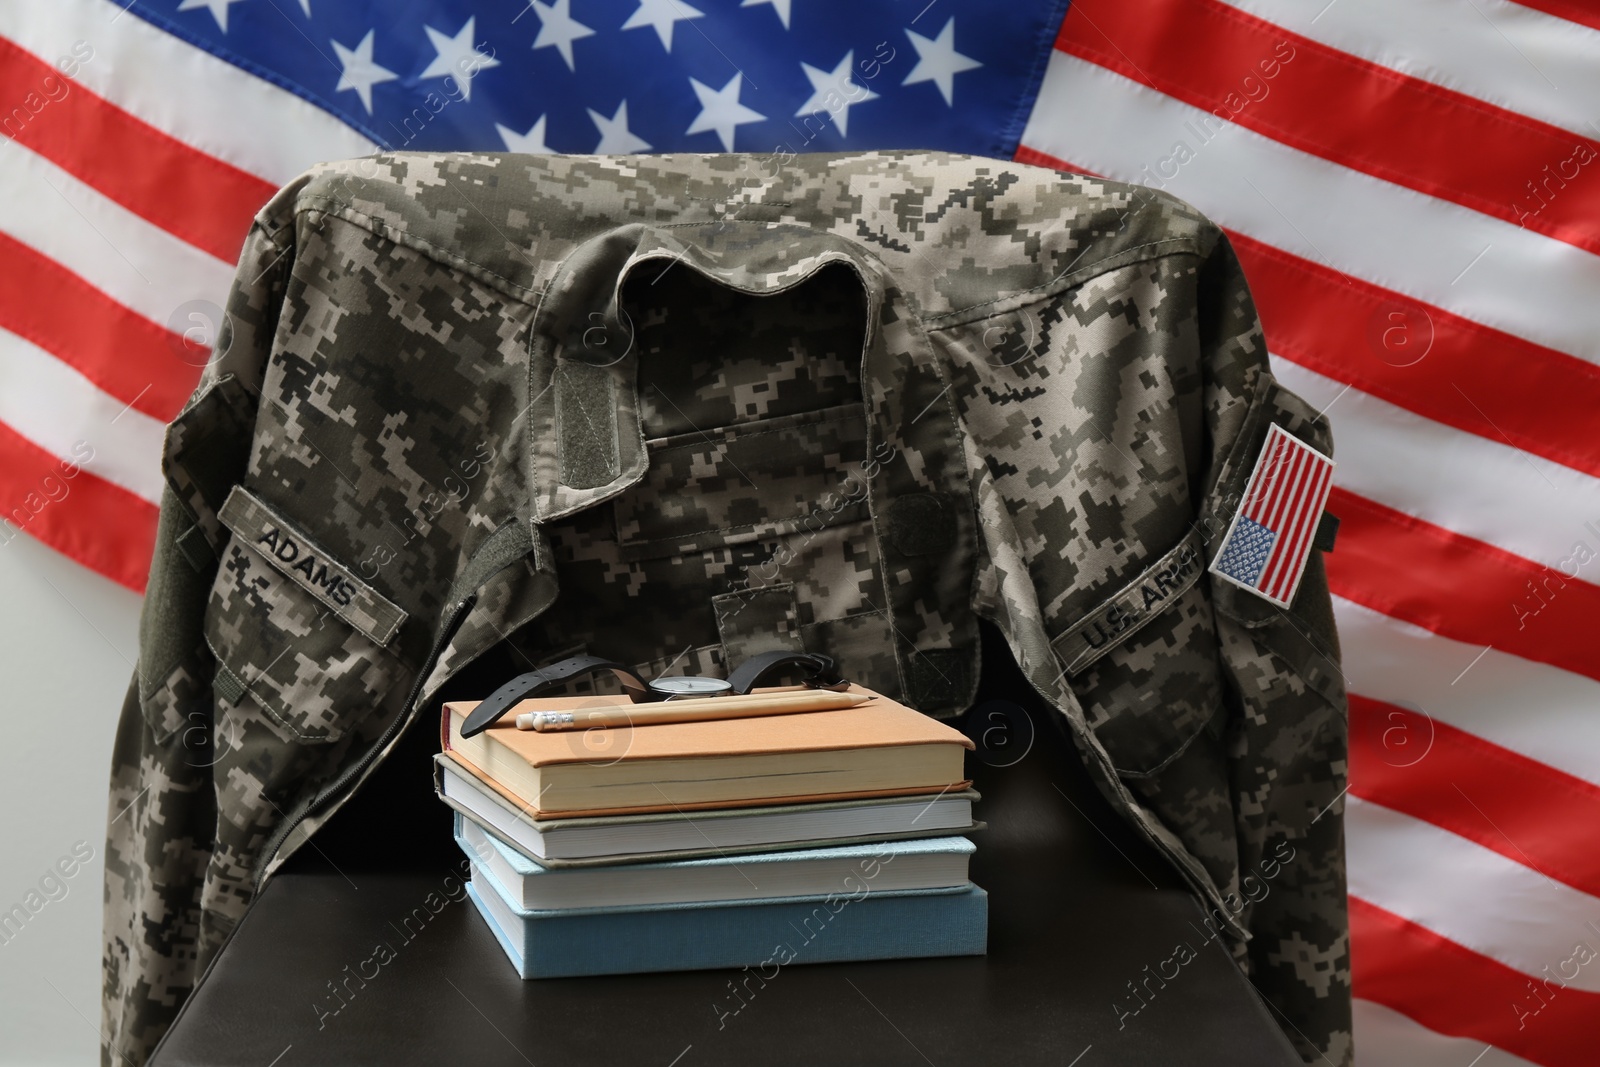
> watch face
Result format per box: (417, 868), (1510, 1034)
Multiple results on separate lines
(649, 676), (733, 699)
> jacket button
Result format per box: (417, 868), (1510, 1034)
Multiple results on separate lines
(888, 493), (954, 555)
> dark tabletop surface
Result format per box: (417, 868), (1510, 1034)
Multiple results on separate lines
(151, 625), (1301, 1067)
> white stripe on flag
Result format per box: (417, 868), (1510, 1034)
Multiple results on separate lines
(1273, 357), (1600, 577)
(1020, 52), (1600, 364)
(0, 0), (375, 184)
(0, 326), (165, 504)
(1353, 998), (1540, 1067)
(1347, 796), (1600, 994)
(1335, 597), (1600, 791)
(0, 133), (236, 331)
(1217, 0), (1600, 141)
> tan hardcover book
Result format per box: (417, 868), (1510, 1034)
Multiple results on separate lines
(441, 685), (973, 817)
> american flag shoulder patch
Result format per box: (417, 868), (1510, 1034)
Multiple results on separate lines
(1210, 423), (1336, 609)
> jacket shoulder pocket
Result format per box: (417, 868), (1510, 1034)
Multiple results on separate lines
(1205, 376), (1333, 618)
(1208, 377), (1344, 709)
(206, 486), (410, 743)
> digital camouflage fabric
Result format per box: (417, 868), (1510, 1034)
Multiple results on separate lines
(104, 151), (1351, 1065)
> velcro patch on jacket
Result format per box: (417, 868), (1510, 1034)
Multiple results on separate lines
(1052, 529), (1204, 676)
(217, 486), (407, 646)
(1209, 423), (1336, 609)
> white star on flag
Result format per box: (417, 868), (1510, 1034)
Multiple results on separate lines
(177, 0), (247, 33)
(497, 116), (553, 154)
(420, 18), (500, 101)
(902, 18), (982, 106)
(529, 0), (595, 72)
(589, 101), (652, 154)
(687, 74), (765, 151)
(331, 30), (398, 115)
(795, 51), (879, 138)
(622, 0), (705, 52)
(740, 0), (792, 31)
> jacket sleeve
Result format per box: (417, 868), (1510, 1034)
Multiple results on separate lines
(100, 217), (288, 1067)
(1211, 235), (1351, 1067)
(953, 189), (1353, 1065)
(1144, 232), (1354, 1065)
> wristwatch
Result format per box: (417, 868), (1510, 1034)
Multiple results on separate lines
(457, 650), (847, 738)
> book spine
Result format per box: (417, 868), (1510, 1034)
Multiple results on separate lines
(482, 881), (988, 979)
(466, 882), (534, 979)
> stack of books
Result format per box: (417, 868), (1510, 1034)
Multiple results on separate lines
(436, 684), (987, 979)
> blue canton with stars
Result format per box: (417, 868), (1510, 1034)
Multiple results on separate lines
(1215, 516), (1276, 588)
(132, 0), (1071, 159)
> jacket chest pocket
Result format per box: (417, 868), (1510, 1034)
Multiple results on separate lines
(204, 486), (411, 743)
(598, 402), (893, 685)
(612, 402), (873, 561)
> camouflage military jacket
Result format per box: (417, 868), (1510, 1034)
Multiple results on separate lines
(104, 151), (1350, 1065)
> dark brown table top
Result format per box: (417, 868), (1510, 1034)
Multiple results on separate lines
(150, 685), (1299, 1067)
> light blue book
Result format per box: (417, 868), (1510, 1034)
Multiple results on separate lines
(465, 856), (988, 980)
(455, 812), (975, 910)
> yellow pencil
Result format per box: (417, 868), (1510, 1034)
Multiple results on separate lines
(515, 690), (872, 731)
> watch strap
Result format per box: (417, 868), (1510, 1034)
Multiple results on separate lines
(726, 651), (847, 695)
(457, 655), (651, 738)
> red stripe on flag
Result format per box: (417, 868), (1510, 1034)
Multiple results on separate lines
(1349, 693), (1600, 900)
(1325, 486), (1600, 684)
(0, 36), (274, 264)
(0, 420), (155, 592)
(1508, 0), (1600, 34)
(1228, 233), (1600, 484)
(1010, 149), (1600, 485)
(1351, 895), (1600, 1066)
(0, 232), (201, 421)
(1055, 0), (1600, 257)
(1016, 145), (1086, 172)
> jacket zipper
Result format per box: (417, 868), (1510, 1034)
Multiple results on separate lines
(252, 592), (480, 895)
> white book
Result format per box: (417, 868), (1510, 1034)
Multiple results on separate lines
(435, 754), (979, 866)
(457, 813), (976, 911)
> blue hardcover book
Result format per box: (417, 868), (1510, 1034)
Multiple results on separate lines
(465, 856), (988, 979)
(454, 811), (976, 910)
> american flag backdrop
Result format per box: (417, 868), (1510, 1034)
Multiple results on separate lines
(4, 1), (1599, 1063)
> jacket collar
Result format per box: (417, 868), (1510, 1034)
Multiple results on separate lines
(523, 220), (980, 716)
